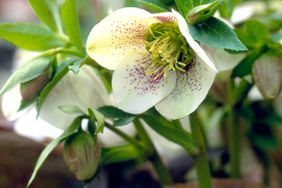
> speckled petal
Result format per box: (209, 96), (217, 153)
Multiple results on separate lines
(172, 9), (217, 72)
(112, 53), (177, 114)
(155, 56), (216, 119)
(86, 8), (158, 70)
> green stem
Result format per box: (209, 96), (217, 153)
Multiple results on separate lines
(104, 123), (145, 149)
(227, 79), (241, 178)
(190, 112), (212, 188)
(226, 105), (240, 178)
(134, 119), (173, 186)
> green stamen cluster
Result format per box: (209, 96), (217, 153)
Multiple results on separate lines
(144, 22), (194, 78)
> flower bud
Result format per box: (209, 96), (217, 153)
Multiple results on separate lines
(63, 131), (101, 181)
(20, 68), (52, 102)
(252, 55), (282, 100)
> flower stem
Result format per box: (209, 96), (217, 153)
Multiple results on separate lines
(226, 105), (240, 178)
(227, 79), (240, 178)
(190, 112), (212, 188)
(134, 119), (173, 186)
(104, 123), (145, 149)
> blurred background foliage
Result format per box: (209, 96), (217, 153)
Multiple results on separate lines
(0, 0), (281, 188)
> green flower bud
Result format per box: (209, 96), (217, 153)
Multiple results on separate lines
(63, 131), (101, 181)
(20, 68), (52, 102)
(252, 55), (282, 100)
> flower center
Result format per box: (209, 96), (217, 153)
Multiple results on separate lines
(144, 22), (194, 79)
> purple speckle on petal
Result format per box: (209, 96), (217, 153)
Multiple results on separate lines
(124, 57), (167, 96)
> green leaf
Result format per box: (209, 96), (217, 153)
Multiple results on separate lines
(27, 116), (82, 187)
(187, 0), (223, 25)
(235, 20), (270, 50)
(231, 47), (267, 78)
(88, 108), (105, 135)
(0, 57), (52, 96)
(98, 106), (135, 126)
(61, 0), (84, 49)
(175, 0), (212, 18)
(113, 117), (136, 127)
(142, 115), (196, 153)
(218, 0), (241, 19)
(134, 0), (168, 12)
(189, 17), (247, 51)
(28, 0), (58, 31)
(58, 105), (84, 115)
(36, 59), (76, 116)
(98, 106), (134, 119)
(0, 23), (66, 51)
(102, 144), (145, 165)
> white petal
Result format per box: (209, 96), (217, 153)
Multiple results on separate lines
(172, 9), (217, 72)
(203, 45), (246, 72)
(86, 7), (158, 70)
(155, 56), (216, 119)
(112, 53), (177, 114)
(40, 66), (111, 130)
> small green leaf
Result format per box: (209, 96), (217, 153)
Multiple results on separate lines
(113, 117), (136, 127)
(59, 105), (84, 115)
(102, 144), (145, 165)
(0, 57), (52, 96)
(36, 59), (76, 116)
(61, 0), (84, 49)
(0, 23), (66, 51)
(88, 108), (105, 135)
(175, 0), (212, 18)
(187, 0), (223, 24)
(142, 115), (196, 153)
(97, 106), (134, 119)
(231, 47), (267, 78)
(28, 0), (58, 31)
(189, 17), (247, 51)
(98, 106), (135, 126)
(68, 60), (82, 74)
(27, 116), (82, 187)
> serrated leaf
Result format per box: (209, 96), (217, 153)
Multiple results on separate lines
(175, 0), (212, 18)
(36, 59), (76, 116)
(142, 115), (196, 153)
(0, 57), (52, 96)
(27, 116), (82, 187)
(61, 0), (84, 49)
(187, 0), (223, 24)
(88, 108), (105, 135)
(0, 23), (65, 51)
(28, 0), (58, 31)
(102, 144), (145, 165)
(58, 105), (84, 115)
(189, 17), (247, 51)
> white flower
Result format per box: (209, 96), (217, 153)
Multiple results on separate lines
(39, 65), (111, 129)
(86, 8), (217, 119)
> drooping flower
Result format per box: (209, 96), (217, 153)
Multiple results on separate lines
(86, 8), (217, 119)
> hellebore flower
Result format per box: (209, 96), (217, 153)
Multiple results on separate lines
(86, 8), (217, 119)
